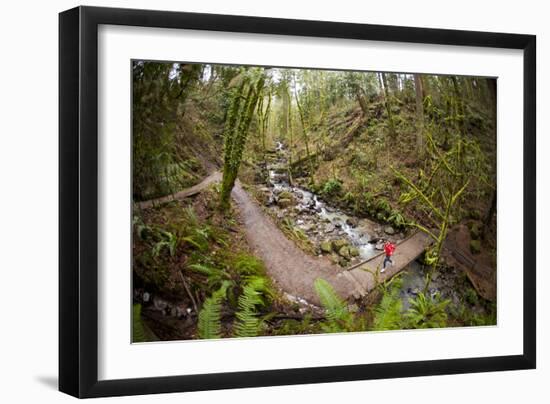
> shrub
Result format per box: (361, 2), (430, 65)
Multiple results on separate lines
(322, 178), (343, 197)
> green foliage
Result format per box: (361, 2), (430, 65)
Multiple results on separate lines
(321, 178), (343, 197)
(271, 314), (321, 336)
(198, 282), (230, 339)
(132, 304), (148, 343)
(231, 253), (267, 277)
(372, 278), (404, 331)
(132, 303), (157, 342)
(387, 210), (406, 229)
(314, 278), (359, 333)
(280, 218), (315, 254)
(233, 277), (271, 337)
(151, 230), (177, 257)
(449, 301), (496, 327)
(406, 292), (450, 329)
(132, 61), (203, 200)
(464, 287), (479, 306)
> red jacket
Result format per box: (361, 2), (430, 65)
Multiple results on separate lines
(384, 242), (395, 256)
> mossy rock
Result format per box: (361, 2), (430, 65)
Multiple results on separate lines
(277, 198), (294, 208)
(332, 239), (349, 252)
(320, 241), (332, 254)
(470, 239), (481, 254)
(338, 257), (350, 267)
(338, 245), (351, 259)
(278, 190), (294, 200)
(349, 246), (360, 257)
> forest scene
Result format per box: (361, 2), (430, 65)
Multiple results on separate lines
(131, 60), (497, 342)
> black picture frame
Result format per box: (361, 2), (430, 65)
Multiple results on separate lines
(59, 5), (536, 398)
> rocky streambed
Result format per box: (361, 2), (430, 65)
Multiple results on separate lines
(256, 142), (405, 268)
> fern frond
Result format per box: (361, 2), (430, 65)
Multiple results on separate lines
(233, 277), (269, 338)
(373, 292), (403, 331)
(314, 278), (355, 333)
(406, 292), (450, 329)
(198, 282), (230, 339)
(132, 304), (157, 342)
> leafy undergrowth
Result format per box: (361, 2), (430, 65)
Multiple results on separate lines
(132, 185), (326, 341)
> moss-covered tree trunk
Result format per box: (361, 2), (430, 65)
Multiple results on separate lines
(294, 86), (316, 186)
(414, 74), (425, 155)
(381, 73), (396, 137)
(219, 74), (265, 210)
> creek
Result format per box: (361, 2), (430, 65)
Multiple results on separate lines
(258, 141), (474, 310)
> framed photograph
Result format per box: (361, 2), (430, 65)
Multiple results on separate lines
(59, 6), (536, 398)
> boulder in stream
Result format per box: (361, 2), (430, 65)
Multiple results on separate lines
(320, 241), (332, 254)
(331, 238), (349, 252)
(338, 245), (352, 259)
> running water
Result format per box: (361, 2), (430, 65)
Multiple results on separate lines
(265, 141), (378, 261)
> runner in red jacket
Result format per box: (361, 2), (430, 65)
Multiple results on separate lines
(382, 241), (396, 273)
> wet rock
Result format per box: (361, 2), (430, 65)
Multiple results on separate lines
(325, 223), (335, 233)
(332, 238), (349, 252)
(153, 296), (168, 311)
(320, 241), (332, 254)
(175, 305), (188, 318)
(346, 217), (359, 227)
(384, 226), (396, 235)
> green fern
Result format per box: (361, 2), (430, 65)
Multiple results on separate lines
(188, 263), (230, 290)
(232, 253), (266, 277)
(151, 230), (177, 257)
(132, 304), (157, 342)
(233, 277), (270, 338)
(314, 278), (356, 333)
(132, 304), (148, 342)
(406, 292), (450, 329)
(198, 282), (230, 339)
(373, 290), (403, 331)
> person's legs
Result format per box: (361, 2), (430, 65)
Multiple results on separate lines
(382, 255), (390, 272)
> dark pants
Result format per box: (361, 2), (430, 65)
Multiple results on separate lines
(383, 255), (393, 269)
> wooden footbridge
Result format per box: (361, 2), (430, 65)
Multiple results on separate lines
(337, 232), (430, 300)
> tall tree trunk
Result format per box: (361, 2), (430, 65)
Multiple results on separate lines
(451, 76), (466, 136)
(414, 74), (425, 155)
(286, 86), (294, 186)
(219, 75), (265, 210)
(356, 87), (369, 117)
(381, 73), (396, 137)
(294, 86), (316, 185)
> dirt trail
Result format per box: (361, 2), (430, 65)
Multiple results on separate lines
(138, 171), (430, 305)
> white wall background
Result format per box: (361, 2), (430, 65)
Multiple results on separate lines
(0, 0), (546, 402)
